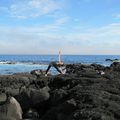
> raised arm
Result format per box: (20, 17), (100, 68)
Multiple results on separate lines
(58, 50), (63, 65)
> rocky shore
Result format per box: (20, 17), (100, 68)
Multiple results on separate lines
(0, 62), (120, 120)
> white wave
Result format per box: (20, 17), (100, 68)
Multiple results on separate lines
(0, 61), (16, 64)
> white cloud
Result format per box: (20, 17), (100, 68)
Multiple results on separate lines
(113, 13), (120, 19)
(59, 22), (120, 54)
(0, 21), (120, 54)
(0, 16), (69, 54)
(0, 0), (64, 19)
(72, 22), (120, 40)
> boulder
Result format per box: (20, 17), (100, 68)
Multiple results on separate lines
(110, 62), (120, 71)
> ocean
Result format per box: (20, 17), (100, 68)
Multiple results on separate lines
(0, 55), (120, 75)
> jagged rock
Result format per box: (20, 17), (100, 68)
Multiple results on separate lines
(24, 108), (39, 119)
(17, 86), (50, 111)
(0, 63), (120, 120)
(0, 93), (23, 120)
(110, 62), (120, 71)
(30, 69), (46, 77)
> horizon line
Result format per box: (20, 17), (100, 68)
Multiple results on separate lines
(0, 54), (120, 56)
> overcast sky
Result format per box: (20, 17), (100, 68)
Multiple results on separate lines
(0, 0), (120, 55)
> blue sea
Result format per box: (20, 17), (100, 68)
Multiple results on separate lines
(0, 55), (120, 75)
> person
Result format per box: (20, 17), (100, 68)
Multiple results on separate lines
(45, 50), (66, 76)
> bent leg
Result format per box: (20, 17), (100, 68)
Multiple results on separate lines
(46, 65), (51, 74)
(53, 65), (62, 74)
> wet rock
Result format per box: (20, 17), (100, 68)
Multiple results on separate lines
(110, 62), (120, 71)
(30, 69), (46, 77)
(30, 86), (50, 106)
(106, 58), (120, 62)
(24, 108), (39, 119)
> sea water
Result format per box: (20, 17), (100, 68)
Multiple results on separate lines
(0, 55), (120, 75)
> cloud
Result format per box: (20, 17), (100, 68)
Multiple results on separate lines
(0, 16), (69, 54)
(71, 22), (120, 40)
(113, 13), (120, 19)
(0, 0), (64, 19)
(59, 22), (120, 54)
(0, 19), (120, 54)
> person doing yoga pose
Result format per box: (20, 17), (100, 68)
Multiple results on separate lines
(45, 51), (66, 76)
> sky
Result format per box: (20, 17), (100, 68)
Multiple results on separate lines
(0, 0), (120, 55)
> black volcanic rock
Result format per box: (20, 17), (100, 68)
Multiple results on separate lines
(110, 62), (120, 71)
(0, 63), (120, 120)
